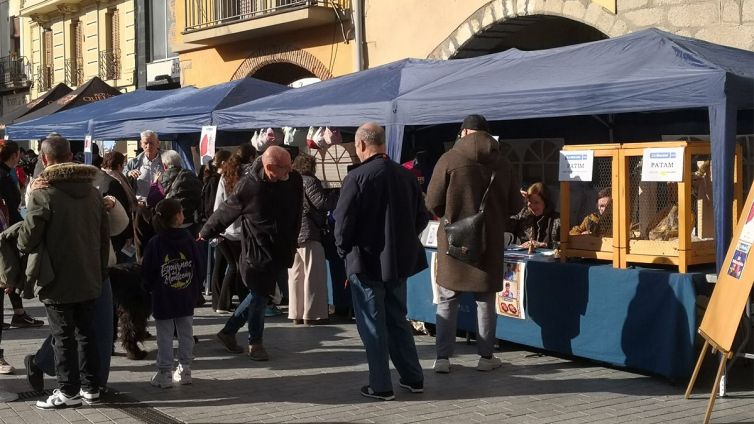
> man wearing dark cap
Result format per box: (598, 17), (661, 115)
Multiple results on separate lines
(426, 114), (521, 374)
(460, 114), (490, 134)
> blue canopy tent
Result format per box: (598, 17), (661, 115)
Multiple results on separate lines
(212, 56), (492, 150)
(90, 77), (289, 139)
(5, 87), (195, 140)
(394, 28), (754, 270)
(212, 29), (754, 269)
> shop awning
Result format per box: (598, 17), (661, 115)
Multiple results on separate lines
(0, 83), (71, 126)
(14, 77), (122, 124)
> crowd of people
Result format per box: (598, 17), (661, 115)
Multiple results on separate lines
(0, 114), (600, 407)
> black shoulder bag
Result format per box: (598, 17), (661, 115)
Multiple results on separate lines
(442, 171), (496, 265)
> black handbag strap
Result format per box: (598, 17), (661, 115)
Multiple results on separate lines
(478, 171), (496, 214)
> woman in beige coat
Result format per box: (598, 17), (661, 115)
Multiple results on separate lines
(425, 115), (521, 374)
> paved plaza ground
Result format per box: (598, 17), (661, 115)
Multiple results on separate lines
(1, 296), (752, 424)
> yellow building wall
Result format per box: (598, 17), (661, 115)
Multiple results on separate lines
(22, 0), (137, 99)
(173, 0), (352, 87)
(363, 0), (489, 67)
(178, 26), (353, 88)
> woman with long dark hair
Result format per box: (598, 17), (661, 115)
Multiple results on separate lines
(210, 144), (257, 313)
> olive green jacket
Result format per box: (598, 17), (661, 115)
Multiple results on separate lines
(16, 163), (109, 304)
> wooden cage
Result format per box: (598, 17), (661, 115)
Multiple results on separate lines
(617, 141), (743, 272)
(560, 144), (621, 267)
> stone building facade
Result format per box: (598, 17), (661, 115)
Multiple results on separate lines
(362, 0), (754, 66)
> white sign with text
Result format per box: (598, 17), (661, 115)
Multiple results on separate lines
(559, 150), (594, 181)
(641, 147), (684, 182)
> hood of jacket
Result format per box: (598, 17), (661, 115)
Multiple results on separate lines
(40, 163), (99, 199)
(452, 132), (500, 165)
(161, 166), (182, 188)
(248, 156), (264, 182)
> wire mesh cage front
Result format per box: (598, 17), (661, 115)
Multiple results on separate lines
(560, 145), (620, 265)
(567, 158), (615, 237)
(619, 142), (734, 272)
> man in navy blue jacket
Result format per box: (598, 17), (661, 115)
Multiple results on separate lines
(334, 122), (429, 401)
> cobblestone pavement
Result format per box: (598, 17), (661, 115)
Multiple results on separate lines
(1, 297), (752, 424)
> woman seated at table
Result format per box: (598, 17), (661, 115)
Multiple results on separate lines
(509, 182), (560, 249)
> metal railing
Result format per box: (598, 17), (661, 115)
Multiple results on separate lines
(34, 64), (54, 92)
(99, 50), (120, 80)
(0, 56), (33, 90)
(64, 58), (84, 86)
(185, 0), (349, 32)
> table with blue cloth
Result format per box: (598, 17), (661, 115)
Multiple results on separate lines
(407, 249), (702, 381)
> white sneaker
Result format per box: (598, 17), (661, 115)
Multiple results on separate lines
(477, 356), (503, 371)
(150, 370), (173, 389)
(433, 358), (451, 373)
(35, 389), (82, 410)
(78, 388), (100, 404)
(173, 364), (192, 385)
(0, 356), (14, 375)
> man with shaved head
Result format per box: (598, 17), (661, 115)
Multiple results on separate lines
(334, 123), (429, 401)
(201, 145), (303, 361)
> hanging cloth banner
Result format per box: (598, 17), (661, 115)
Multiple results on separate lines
(199, 125), (217, 165)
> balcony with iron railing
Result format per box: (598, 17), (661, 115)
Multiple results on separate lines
(0, 56), (33, 92)
(34, 64), (54, 92)
(64, 58), (84, 86)
(182, 0), (350, 47)
(20, 0), (85, 19)
(99, 50), (120, 81)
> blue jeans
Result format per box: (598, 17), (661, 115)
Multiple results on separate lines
(349, 273), (423, 393)
(36, 278), (114, 388)
(221, 289), (268, 344)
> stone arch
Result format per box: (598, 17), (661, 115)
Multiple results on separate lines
(231, 45), (333, 81)
(428, 0), (630, 60)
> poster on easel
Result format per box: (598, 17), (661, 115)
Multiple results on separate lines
(699, 191), (754, 350)
(685, 182), (754, 424)
(496, 260), (526, 319)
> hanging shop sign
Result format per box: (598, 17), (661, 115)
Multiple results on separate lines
(559, 150), (594, 181)
(641, 147), (684, 182)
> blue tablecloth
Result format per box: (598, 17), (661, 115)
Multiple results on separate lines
(407, 250), (699, 380)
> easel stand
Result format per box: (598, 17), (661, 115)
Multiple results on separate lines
(685, 337), (733, 424)
(721, 291), (754, 396)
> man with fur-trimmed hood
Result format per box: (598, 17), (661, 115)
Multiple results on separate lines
(16, 135), (110, 410)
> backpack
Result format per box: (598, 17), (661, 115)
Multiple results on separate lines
(198, 175), (218, 223)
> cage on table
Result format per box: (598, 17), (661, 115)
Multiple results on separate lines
(618, 141), (743, 272)
(560, 144), (621, 267)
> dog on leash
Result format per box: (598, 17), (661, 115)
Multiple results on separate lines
(109, 262), (151, 360)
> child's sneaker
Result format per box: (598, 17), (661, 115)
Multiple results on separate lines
(477, 355), (503, 371)
(173, 364), (192, 385)
(0, 356), (14, 375)
(35, 389), (82, 410)
(150, 370), (173, 389)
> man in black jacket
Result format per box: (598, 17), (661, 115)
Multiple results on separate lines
(333, 123), (428, 401)
(200, 146), (302, 361)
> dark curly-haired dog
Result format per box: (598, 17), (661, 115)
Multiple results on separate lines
(109, 262), (152, 360)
